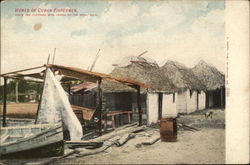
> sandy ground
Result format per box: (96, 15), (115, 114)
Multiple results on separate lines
(55, 109), (225, 164)
(0, 103), (38, 118)
(0, 109), (225, 165)
(54, 128), (224, 164)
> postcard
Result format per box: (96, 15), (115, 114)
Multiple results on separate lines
(0, 0), (249, 164)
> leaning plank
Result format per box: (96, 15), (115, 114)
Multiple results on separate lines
(66, 141), (103, 149)
(0, 134), (9, 144)
(98, 124), (138, 140)
(81, 131), (97, 140)
(75, 144), (113, 158)
(103, 122), (138, 133)
(116, 122), (138, 130)
(182, 124), (199, 131)
(91, 125), (147, 142)
(114, 133), (136, 147)
(75, 136), (121, 157)
(141, 135), (160, 145)
(178, 123), (199, 131)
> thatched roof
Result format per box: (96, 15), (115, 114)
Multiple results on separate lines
(161, 60), (205, 90)
(101, 80), (137, 93)
(192, 60), (225, 90)
(102, 60), (176, 93)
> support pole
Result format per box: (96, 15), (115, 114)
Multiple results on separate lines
(1, 65), (45, 76)
(52, 48), (56, 64)
(137, 86), (142, 126)
(98, 79), (102, 136)
(3, 77), (8, 127)
(205, 91), (209, 109)
(68, 83), (71, 95)
(15, 80), (19, 103)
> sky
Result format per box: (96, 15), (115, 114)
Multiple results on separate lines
(1, 0), (225, 76)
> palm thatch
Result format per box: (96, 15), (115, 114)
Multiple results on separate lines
(101, 80), (137, 93)
(191, 60), (225, 90)
(101, 60), (176, 93)
(161, 60), (205, 90)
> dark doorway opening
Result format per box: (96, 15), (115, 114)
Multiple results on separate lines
(196, 91), (199, 110)
(158, 93), (163, 120)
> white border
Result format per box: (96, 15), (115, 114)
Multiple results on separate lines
(225, 0), (249, 163)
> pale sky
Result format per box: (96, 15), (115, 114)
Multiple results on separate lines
(1, 0), (225, 76)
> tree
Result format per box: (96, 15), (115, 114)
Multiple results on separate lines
(0, 79), (43, 103)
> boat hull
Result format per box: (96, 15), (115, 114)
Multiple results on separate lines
(0, 124), (64, 158)
(1, 140), (64, 159)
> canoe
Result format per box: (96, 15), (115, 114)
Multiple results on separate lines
(0, 123), (64, 158)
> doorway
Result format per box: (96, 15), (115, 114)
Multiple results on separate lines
(158, 93), (163, 120)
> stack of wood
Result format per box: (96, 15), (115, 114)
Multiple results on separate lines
(69, 123), (147, 157)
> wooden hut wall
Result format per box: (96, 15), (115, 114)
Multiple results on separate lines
(103, 92), (133, 111)
(102, 92), (147, 112)
(131, 93), (147, 122)
(101, 92), (149, 125)
(162, 93), (177, 117)
(131, 93), (147, 114)
(69, 92), (96, 109)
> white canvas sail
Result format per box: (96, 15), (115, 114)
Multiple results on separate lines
(36, 69), (82, 140)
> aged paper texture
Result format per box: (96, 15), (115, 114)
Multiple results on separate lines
(0, 0), (249, 164)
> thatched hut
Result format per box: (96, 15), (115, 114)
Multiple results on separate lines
(101, 56), (177, 125)
(192, 60), (225, 108)
(161, 60), (206, 114)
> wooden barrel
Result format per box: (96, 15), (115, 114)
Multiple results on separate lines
(160, 118), (177, 142)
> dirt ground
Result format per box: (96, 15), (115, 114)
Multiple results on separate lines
(0, 108), (225, 165)
(53, 129), (224, 165)
(54, 109), (225, 164)
(0, 103), (38, 118)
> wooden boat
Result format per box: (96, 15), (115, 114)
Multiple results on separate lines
(0, 123), (64, 158)
(0, 68), (83, 158)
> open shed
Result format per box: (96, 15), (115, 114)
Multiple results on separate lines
(101, 57), (177, 125)
(0, 64), (149, 135)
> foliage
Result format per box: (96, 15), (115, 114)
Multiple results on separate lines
(0, 79), (43, 103)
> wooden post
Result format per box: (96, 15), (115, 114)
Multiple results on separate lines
(137, 86), (142, 126)
(52, 48), (56, 64)
(68, 83), (71, 95)
(2, 77), (8, 127)
(15, 81), (19, 103)
(112, 115), (115, 129)
(128, 112), (131, 123)
(104, 115), (107, 130)
(205, 91), (209, 109)
(98, 79), (102, 136)
(158, 93), (163, 120)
